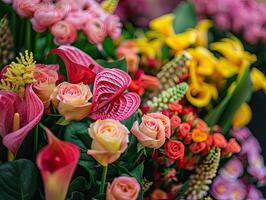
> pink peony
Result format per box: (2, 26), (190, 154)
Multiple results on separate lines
(51, 20), (77, 45)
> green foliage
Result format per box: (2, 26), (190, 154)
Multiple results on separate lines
(97, 58), (128, 72)
(205, 67), (252, 132)
(102, 36), (117, 59)
(0, 159), (38, 200)
(173, 2), (197, 34)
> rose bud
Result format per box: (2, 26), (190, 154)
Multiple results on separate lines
(84, 18), (107, 45)
(189, 142), (206, 154)
(51, 20), (77, 45)
(87, 119), (129, 166)
(164, 140), (185, 160)
(213, 133), (227, 148)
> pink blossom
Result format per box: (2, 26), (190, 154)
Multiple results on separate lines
(220, 157), (243, 180)
(105, 15), (122, 39)
(13, 0), (40, 17)
(51, 20), (77, 45)
(83, 18), (107, 45)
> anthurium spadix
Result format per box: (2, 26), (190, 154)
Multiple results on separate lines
(37, 128), (80, 200)
(0, 85), (44, 154)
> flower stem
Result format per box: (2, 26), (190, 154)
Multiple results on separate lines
(100, 165), (108, 194)
(34, 125), (39, 157)
(26, 20), (31, 51)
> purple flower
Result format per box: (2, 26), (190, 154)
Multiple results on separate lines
(247, 185), (263, 200)
(230, 128), (251, 143)
(211, 176), (231, 200)
(220, 157), (243, 180)
(247, 153), (266, 181)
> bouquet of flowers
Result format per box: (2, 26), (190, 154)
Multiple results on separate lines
(0, 0), (265, 200)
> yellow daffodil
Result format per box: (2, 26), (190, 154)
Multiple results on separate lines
(195, 19), (213, 46)
(250, 67), (266, 92)
(134, 37), (162, 58)
(149, 14), (175, 37)
(188, 47), (217, 76)
(165, 30), (197, 52)
(232, 103), (252, 128)
(211, 36), (256, 66)
(215, 58), (238, 78)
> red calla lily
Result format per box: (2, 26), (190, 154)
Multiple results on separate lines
(37, 128), (80, 200)
(0, 85), (44, 154)
(50, 45), (104, 84)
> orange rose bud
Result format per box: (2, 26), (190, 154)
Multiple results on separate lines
(222, 138), (241, 155)
(212, 133), (227, 148)
(191, 129), (208, 142)
(189, 142), (206, 154)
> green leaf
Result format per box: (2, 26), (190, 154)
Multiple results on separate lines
(173, 2), (197, 34)
(56, 117), (70, 126)
(102, 36), (116, 59)
(204, 67), (252, 132)
(68, 176), (90, 195)
(64, 122), (91, 150)
(0, 159), (38, 200)
(67, 191), (85, 200)
(97, 58), (128, 72)
(130, 162), (144, 183)
(172, 181), (189, 200)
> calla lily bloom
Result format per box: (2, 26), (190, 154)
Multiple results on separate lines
(50, 45), (104, 84)
(134, 37), (162, 58)
(195, 19), (213, 47)
(0, 85), (44, 154)
(232, 103), (252, 128)
(149, 14), (174, 37)
(165, 30), (197, 52)
(37, 128), (80, 200)
(250, 67), (266, 92)
(211, 36), (256, 66)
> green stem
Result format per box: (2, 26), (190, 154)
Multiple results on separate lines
(26, 20), (31, 51)
(34, 125), (39, 157)
(100, 165), (108, 194)
(134, 149), (145, 165)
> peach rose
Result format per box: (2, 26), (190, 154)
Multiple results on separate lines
(147, 113), (171, 138)
(131, 113), (169, 149)
(51, 82), (92, 121)
(125, 53), (139, 73)
(13, 0), (40, 17)
(106, 176), (140, 200)
(87, 119), (129, 166)
(84, 18), (107, 45)
(51, 20), (77, 45)
(33, 64), (59, 108)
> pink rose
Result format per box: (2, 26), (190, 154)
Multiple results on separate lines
(65, 11), (92, 30)
(107, 176), (140, 200)
(148, 113), (171, 138)
(51, 20), (77, 45)
(51, 82), (92, 121)
(87, 119), (129, 166)
(13, 0), (40, 17)
(83, 18), (107, 45)
(131, 113), (168, 149)
(116, 41), (138, 57)
(105, 15), (122, 40)
(32, 4), (63, 32)
(33, 64), (59, 108)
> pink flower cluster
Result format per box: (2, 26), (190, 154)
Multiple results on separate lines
(192, 0), (266, 44)
(4, 0), (121, 45)
(211, 127), (266, 200)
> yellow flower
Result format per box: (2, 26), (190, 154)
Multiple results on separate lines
(188, 47), (217, 76)
(165, 30), (197, 52)
(232, 103), (252, 128)
(134, 37), (162, 58)
(211, 36), (256, 66)
(215, 58), (238, 78)
(195, 19), (213, 46)
(250, 67), (266, 92)
(191, 129), (208, 142)
(149, 14), (175, 37)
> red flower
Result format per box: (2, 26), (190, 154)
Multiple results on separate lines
(37, 128), (80, 200)
(213, 133), (227, 148)
(164, 140), (185, 160)
(168, 102), (183, 112)
(50, 45), (104, 84)
(205, 135), (213, 148)
(129, 79), (144, 96)
(171, 115), (181, 130)
(178, 123), (191, 137)
(189, 142), (206, 154)
(222, 138), (241, 155)
(184, 132), (192, 144)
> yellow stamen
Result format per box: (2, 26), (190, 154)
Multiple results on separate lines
(8, 112), (20, 161)
(101, 0), (119, 13)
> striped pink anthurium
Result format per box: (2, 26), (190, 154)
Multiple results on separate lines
(37, 128), (80, 200)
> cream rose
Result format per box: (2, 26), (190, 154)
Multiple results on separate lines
(33, 64), (59, 108)
(87, 119), (129, 166)
(131, 113), (168, 149)
(51, 82), (92, 121)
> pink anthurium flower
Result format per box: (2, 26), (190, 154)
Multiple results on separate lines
(50, 45), (104, 84)
(0, 85), (44, 154)
(37, 128), (80, 200)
